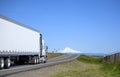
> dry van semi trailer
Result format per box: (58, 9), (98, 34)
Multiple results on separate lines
(0, 16), (47, 69)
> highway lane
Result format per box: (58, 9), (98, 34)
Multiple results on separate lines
(0, 54), (80, 77)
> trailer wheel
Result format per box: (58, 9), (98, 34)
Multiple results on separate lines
(31, 56), (37, 64)
(4, 58), (11, 69)
(0, 58), (4, 69)
(36, 57), (40, 64)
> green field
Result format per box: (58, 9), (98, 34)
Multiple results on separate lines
(52, 55), (120, 77)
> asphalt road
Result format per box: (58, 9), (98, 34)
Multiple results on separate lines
(0, 54), (79, 77)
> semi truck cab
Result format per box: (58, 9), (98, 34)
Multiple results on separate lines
(40, 39), (48, 63)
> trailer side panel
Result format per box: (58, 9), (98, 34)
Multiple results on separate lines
(0, 17), (40, 55)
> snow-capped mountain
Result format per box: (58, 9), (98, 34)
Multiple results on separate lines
(59, 47), (80, 54)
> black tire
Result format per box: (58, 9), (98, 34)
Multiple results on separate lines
(44, 61), (46, 63)
(0, 58), (4, 69)
(36, 57), (39, 64)
(31, 56), (37, 64)
(4, 58), (11, 69)
(43, 56), (47, 63)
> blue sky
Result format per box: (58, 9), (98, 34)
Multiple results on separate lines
(0, 0), (120, 53)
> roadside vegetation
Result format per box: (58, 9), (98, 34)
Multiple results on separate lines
(47, 53), (62, 58)
(101, 63), (120, 77)
(77, 54), (103, 64)
(78, 55), (120, 76)
(52, 54), (120, 77)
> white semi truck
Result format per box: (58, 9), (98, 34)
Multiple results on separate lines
(0, 15), (47, 69)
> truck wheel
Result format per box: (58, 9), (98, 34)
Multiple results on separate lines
(0, 58), (4, 69)
(36, 57), (39, 64)
(43, 56), (47, 63)
(4, 58), (11, 69)
(32, 56), (37, 64)
(44, 61), (46, 63)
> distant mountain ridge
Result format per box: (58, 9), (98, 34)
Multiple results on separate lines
(57, 47), (106, 56)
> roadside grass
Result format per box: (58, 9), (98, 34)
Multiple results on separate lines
(52, 60), (101, 77)
(101, 63), (120, 76)
(77, 54), (103, 64)
(78, 55), (120, 76)
(47, 53), (62, 58)
(52, 55), (120, 77)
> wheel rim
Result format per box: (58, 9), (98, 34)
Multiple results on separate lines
(1, 59), (4, 68)
(35, 58), (37, 64)
(7, 59), (11, 67)
(0, 58), (4, 69)
(4, 58), (11, 68)
(37, 57), (39, 64)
